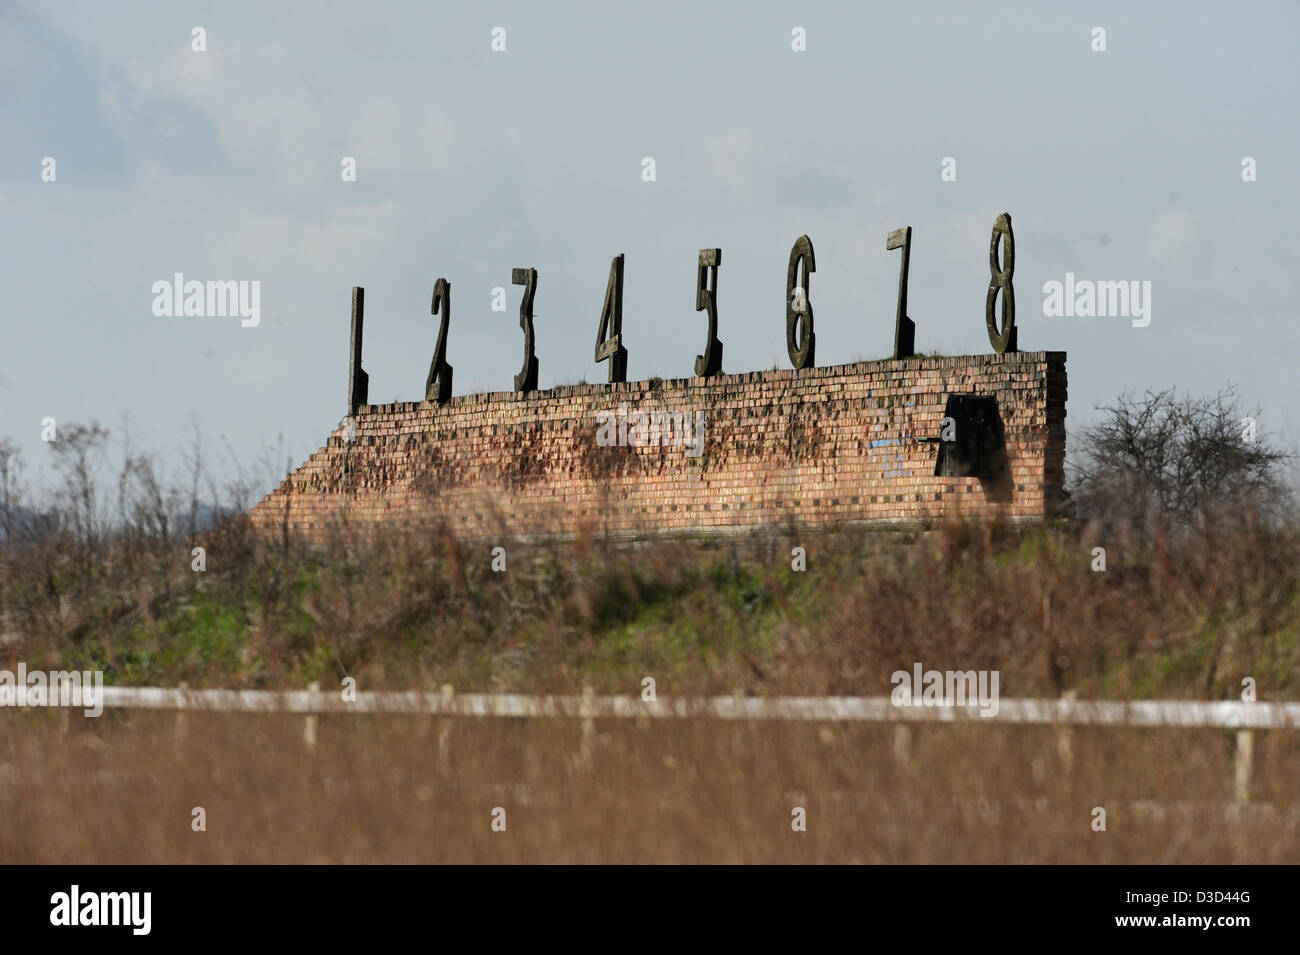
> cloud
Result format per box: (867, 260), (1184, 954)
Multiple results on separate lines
(702, 127), (762, 194)
(1144, 208), (1198, 265)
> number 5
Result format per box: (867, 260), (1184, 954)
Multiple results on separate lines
(694, 248), (723, 378)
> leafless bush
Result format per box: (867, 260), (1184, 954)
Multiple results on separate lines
(121, 451), (182, 544)
(49, 420), (111, 550)
(0, 438), (24, 543)
(1069, 385), (1294, 535)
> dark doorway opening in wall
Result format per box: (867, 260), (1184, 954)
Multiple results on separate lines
(933, 394), (1010, 501)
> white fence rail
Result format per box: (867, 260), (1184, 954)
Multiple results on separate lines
(10, 686), (1286, 803)
(93, 686), (1300, 729)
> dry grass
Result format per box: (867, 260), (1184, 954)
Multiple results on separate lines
(3, 513), (1297, 701)
(3, 510), (1298, 863)
(3, 708), (1297, 863)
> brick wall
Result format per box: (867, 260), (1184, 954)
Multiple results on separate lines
(248, 351), (1067, 540)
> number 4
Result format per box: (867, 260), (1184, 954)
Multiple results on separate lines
(595, 254), (628, 383)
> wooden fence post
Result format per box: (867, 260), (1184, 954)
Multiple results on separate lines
(175, 682), (188, 743)
(893, 724), (911, 766)
(1057, 690), (1076, 778)
(578, 685), (596, 765)
(438, 684), (454, 768)
(304, 681), (319, 753)
(1234, 730), (1254, 804)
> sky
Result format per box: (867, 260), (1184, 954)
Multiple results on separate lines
(2, 0), (1297, 498)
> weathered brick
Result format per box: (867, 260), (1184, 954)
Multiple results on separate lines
(247, 352), (1067, 539)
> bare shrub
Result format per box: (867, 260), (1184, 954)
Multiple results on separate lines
(1069, 385), (1294, 535)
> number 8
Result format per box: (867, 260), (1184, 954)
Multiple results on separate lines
(985, 213), (1016, 354)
